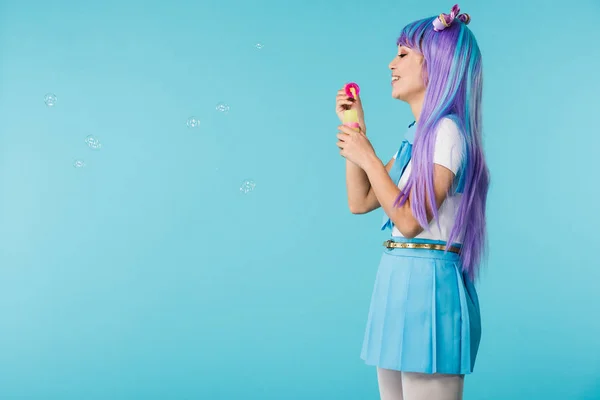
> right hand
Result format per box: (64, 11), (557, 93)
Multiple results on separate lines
(336, 86), (366, 133)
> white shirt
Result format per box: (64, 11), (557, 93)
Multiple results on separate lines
(391, 118), (465, 242)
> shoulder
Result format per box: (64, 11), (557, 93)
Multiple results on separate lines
(433, 117), (465, 174)
(435, 117), (463, 144)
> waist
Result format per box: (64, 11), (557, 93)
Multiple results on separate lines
(383, 237), (462, 255)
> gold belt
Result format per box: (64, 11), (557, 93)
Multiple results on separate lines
(383, 240), (461, 254)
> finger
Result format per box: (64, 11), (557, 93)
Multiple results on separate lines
(336, 96), (353, 104)
(336, 132), (349, 141)
(338, 124), (359, 134)
(336, 101), (354, 110)
(340, 124), (364, 135)
(336, 99), (355, 109)
(336, 92), (355, 101)
(338, 88), (361, 102)
(336, 141), (345, 149)
(336, 90), (355, 98)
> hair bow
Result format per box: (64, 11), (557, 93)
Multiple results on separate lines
(432, 4), (471, 32)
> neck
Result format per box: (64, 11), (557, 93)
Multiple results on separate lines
(409, 92), (425, 122)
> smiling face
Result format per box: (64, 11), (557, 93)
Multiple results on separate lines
(389, 45), (427, 104)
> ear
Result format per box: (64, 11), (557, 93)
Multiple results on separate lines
(421, 60), (429, 86)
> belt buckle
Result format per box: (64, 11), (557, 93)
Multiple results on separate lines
(383, 239), (393, 248)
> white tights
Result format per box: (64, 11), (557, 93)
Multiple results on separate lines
(377, 367), (465, 400)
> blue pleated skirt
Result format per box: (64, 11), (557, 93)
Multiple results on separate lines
(360, 237), (481, 375)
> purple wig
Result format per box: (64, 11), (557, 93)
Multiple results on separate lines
(394, 15), (490, 281)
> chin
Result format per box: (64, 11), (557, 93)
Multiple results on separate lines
(391, 90), (408, 102)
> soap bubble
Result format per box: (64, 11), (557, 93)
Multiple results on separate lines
(44, 93), (57, 107)
(240, 179), (256, 194)
(85, 135), (102, 150)
(73, 159), (85, 168)
(187, 117), (200, 128)
(255, 43), (264, 50)
(216, 102), (230, 113)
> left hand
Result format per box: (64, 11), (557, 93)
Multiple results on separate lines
(336, 124), (377, 170)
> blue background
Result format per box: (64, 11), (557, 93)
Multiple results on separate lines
(1, 0), (599, 398)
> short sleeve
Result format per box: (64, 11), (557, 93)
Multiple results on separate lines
(433, 118), (464, 175)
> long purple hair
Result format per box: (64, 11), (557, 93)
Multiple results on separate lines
(394, 15), (490, 281)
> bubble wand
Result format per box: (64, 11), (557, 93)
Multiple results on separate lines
(343, 82), (361, 130)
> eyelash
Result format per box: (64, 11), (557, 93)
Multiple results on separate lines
(398, 54), (407, 58)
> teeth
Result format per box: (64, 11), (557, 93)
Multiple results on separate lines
(392, 76), (400, 81)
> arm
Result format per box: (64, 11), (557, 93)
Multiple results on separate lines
(360, 118), (464, 237)
(362, 156), (456, 238)
(347, 157), (395, 214)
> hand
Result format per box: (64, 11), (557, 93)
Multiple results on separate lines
(335, 86), (366, 133)
(336, 124), (377, 170)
